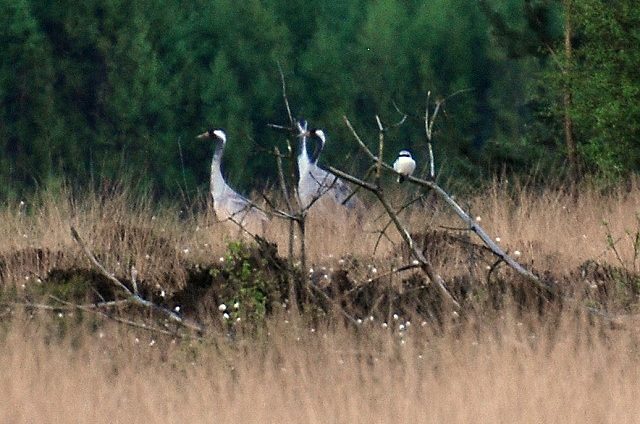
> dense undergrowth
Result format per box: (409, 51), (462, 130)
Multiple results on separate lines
(1, 180), (639, 334)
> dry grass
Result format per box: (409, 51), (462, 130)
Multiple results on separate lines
(1, 310), (639, 423)
(465, 180), (640, 274)
(1, 180), (640, 422)
(2, 179), (640, 289)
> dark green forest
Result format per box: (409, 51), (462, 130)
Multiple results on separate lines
(1, 0), (638, 199)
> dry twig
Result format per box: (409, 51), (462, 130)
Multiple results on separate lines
(70, 226), (203, 332)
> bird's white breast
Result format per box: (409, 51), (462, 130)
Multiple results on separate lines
(394, 156), (416, 176)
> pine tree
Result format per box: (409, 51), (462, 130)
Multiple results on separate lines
(0, 0), (57, 195)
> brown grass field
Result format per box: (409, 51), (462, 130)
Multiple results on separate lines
(1, 180), (640, 423)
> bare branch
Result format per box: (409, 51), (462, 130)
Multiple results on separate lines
(373, 194), (425, 254)
(402, 175), (546, 289)
(70, 226), (132, 295)
(307, 283), (358, 325)
(70, 226), (203, 332)
(340, 116), (550, 296)
(359, 263), (423, 286)
(259, 192), (297, 220)
(267, 123), (294, 132)
(343, 116), (377, 161)
(277, 61), (294, 127)
(389, 101), (409, 128)
(372, 189), (460, 309)
(375, 115), (385, 185)
(51, 296), (195, 338)
(275, 146), (295, 214)
(327, 166), (378, 191)
(327, 158), (460, 310)
(425, 92), (437, 179)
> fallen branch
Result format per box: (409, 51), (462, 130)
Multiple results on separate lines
(50, 296), (195, 338)
(70, 226), (203, 333)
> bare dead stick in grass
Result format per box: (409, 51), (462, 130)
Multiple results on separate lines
(70, 226), (203, 333)
(48, 295), (202, 339)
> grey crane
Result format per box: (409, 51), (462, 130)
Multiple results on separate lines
(296, 121), (364, 212)
(197, 129), (268, 228)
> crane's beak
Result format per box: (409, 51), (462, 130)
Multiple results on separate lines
(196, 131), (209, 139)
(296, 120), (309, 137)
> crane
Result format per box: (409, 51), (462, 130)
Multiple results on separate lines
(296, 120), (364, 213)
(197, 129), (268, 229)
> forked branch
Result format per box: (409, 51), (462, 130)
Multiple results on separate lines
(340, 116), (551, 295)
(70, 226), (203, 332)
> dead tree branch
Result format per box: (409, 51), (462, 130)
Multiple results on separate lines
(328, 117), (461, 310)
(372, 194), (426, 254)
(341, 115), (550, 294)
(70, 226), (203, 332)
(327, 165), (460, 310)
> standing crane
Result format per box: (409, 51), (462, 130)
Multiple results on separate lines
(197, 129), (268, 230)
(296, 120), (364, 213)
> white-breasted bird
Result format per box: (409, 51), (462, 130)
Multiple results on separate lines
(393, 150), (416, 183)
(296, 120), (363, 212)
(197, 129), (268, 228)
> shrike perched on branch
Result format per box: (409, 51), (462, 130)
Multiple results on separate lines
(393, 150), (416, 183)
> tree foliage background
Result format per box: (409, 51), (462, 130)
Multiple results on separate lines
(0, 0), (638, 199)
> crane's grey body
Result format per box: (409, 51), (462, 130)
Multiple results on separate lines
(297, 122), (363, 212)
(198, 129), (268, 227)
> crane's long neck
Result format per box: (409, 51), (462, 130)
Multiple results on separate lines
(210, 142), (225, 198)
(311, 139), (323, 165)
(297, 135), (310, 175)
